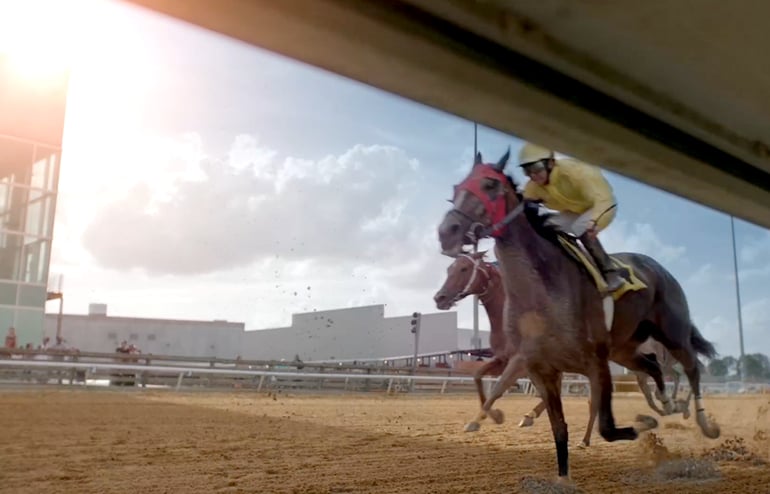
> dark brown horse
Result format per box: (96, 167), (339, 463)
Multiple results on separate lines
(433, 251), (685, 447)
(436, 149), (719, 481)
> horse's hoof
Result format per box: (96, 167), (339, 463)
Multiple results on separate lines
(696, 412), (720, 439)
(576, 441), (589, 449)
(518, 415), (535, 428)
(683, 408), (691, 420)
(554, 475), (574, 487)
(488, 408), (505, 425)
(464, 421), (481, 432)
(704, 423), (721, 439)
(676, 399), (691, 420)
(634, 414), (659, 433)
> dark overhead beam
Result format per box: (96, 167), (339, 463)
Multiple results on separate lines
(124, 0), (770, 228)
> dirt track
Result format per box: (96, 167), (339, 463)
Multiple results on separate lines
(0, 389), (768, 493)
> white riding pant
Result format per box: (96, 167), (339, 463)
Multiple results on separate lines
(544, 210), (595, 237)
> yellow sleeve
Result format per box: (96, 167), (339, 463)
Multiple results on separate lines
(563, 162), (615, 222)
(522, 181), (542, 201)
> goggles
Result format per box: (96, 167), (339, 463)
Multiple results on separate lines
(521, 159), (548, 175)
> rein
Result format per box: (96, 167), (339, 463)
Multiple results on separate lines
(450, 200), (526, 245)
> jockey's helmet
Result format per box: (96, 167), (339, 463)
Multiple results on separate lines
(518, 142), (554, 169)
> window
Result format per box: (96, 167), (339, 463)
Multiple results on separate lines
(0, 282), (16, 305)
(0, 233), (22, 280)
(107, 332), (117, 340)
(18, 284), (45, 308)
(129, 333), (138, 341)
(22, 238), (49, 284)
(147, 334), (156, 341)
(32, 146), (59, 192)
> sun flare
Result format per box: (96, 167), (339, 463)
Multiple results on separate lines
(0, 0), (90, 83)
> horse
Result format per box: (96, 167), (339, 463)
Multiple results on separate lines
(433, 251), (686, 447)
(436, 149), (719, 481)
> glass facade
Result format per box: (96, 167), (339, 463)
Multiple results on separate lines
(0, 53), (68, 348)
(0, 137), (60, 346)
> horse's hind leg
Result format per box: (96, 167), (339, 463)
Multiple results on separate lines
(614, 348), (675, 415)
(670, 348), (720, 438)
(635, 371), (666, 416)
(519, 399), (546, 427)
(592, 346), (653, 443)
(579, 396), (596, 448)
(671, 370), (692, 419)
(671, 368), (681, 401)
(519, 373), (561, 427)
(464, 358), (506, 432)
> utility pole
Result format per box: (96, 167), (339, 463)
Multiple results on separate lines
(730, 215), (746, 382)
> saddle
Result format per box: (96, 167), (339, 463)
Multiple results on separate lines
(555, 233), (646, 301)
(524, 203), (646, 300)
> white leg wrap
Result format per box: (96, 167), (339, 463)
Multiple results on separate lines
(602, 296), (614, 332)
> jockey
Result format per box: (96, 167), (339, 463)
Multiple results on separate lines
(518, 142), (626, 292)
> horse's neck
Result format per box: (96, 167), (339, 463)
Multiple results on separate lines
(479, 269), (505, 335)
(494, 196), (573, 310)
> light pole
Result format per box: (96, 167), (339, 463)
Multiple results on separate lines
(730, 215), (746, 381)
(471, 122), (481, 351)
(410, 312), (421, 390)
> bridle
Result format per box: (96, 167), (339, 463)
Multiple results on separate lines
(452, 254), (495, 302)
(449, 165), (527, 244)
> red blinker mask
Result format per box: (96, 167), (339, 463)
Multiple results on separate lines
(453, 164), (509, 238)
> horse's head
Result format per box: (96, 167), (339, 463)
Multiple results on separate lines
(434, 251), (493, 310)
(438, 148), (520, 257)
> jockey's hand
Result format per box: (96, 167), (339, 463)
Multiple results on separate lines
(585, 220), (598, 238)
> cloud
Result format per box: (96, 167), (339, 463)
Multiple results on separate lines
(81, 136), (432, 275)
(740, 232), (770, 264)
(700, 297), (770, 359)
(686, 263), (716, 286)
(601, 221), (686, 263)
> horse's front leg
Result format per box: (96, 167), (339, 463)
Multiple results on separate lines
(464, 357), (506, 432)
(468, 354), (527, 431)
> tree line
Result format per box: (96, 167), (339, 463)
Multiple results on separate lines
(706, 353), (770, 380)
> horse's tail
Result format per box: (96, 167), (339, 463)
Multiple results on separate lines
(690, 324), (717, 359)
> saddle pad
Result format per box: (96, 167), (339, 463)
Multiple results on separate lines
(556, 235), (647, 300)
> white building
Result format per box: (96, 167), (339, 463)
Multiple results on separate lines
(45, 302), (625, 374)
(45, 303), (485, 362)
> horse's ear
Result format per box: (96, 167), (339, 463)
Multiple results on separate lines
(493, 146), (510, 171)
(474, 151), (483, 166)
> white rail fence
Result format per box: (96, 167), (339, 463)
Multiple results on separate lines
(0, 358), (571, 395)
(0, 359), (760, 396)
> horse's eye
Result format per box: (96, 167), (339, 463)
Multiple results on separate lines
(460, 267), (468, 273)
(482, 179), (496, 191)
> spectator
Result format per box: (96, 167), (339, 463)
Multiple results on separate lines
(4, 327), (16, 349)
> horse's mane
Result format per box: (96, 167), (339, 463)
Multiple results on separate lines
(503, 173), (564, 248)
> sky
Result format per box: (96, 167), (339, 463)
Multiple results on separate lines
(15, 0), (769, 359)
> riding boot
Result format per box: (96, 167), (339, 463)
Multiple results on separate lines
(579, 233), (627, 292)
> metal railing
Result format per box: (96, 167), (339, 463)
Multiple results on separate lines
(0, 355), (595, 395)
